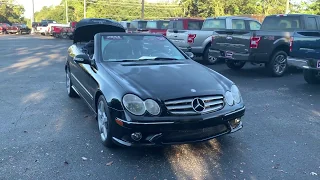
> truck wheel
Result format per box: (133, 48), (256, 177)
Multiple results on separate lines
(267, 51), (288, 77)
(303, 70), (320, 84)
(226, 60), (246, 70)
(203, 46), (219, 64)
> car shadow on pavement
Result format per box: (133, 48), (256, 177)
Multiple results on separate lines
(104, 135), (242, 179)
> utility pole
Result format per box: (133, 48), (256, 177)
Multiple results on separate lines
(285, 0), (290, 14)
(31, 0), (35, 33)
(84, 0), (86, 18)
(141, 0), (144, 19)
(66, 0), (68, 23)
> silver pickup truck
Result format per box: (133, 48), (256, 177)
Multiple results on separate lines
(166, 16), (261, 64)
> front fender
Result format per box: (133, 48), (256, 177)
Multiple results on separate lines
(201, 35), (213, 52)
(93, 64), (125, 112)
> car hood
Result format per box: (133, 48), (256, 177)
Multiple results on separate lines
(101, 60), (232, 100)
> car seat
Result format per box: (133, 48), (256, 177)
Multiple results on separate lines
(279, 22), (287, 29)
(291, 21), (298, 29)
(83, 40), (94, 57)
(236, 23), (243, 29)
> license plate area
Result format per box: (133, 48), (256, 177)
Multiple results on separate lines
(317, 60), (320, 68)
(225, 51), (233, 58)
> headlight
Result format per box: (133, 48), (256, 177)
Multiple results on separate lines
(225, 91), (234, 106)
(122, 94), (146, 116)
(231, 85), (241, 104)
(144, 99), (161, 115)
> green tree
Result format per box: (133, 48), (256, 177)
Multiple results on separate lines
(0, 0), (25, 23)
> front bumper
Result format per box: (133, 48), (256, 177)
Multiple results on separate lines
(111, 106), (245, 147)
(178, 46), (192, 52)
(287, 57), (320, 71)
(7, 29), (18, 33)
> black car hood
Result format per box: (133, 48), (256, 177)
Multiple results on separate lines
(101, 60), (232, 100)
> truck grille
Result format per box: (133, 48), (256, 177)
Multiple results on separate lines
(164, 95), (224, 115)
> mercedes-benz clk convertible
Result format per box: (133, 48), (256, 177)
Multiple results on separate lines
(65, 18), (245, 148)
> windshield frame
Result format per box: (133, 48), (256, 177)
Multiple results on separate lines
(96, 33), (189, 63)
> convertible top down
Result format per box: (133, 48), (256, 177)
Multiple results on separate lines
(65, 18), (245, 148)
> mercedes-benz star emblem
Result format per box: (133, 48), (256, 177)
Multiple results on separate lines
(191, 98), (205, 112)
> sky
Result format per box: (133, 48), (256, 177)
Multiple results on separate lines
(16, 0), (61, 18)
(17, 0), (164, 18)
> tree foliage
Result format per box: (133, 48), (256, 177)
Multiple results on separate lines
(0, 0), (25, 24)
(1, 0), (319, 24)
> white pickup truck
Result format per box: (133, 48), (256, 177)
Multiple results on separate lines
(166, 16), (261, 64)
(36, 20), (56, 35)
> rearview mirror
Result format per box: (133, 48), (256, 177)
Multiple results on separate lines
(185, 52), (194, 59)
(74, 54), (91, 64)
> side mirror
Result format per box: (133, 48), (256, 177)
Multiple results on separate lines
(74, 54), (91, 64)
(185, 52), (194, 59)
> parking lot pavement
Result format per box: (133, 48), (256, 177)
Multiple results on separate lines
(0, 35), (319, 180)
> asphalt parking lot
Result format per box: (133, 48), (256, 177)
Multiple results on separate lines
(0, 34), (319, 180)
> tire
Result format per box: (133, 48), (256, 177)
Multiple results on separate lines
(303, 69), (320, 84)
(226, 60), (246, 70)
(203, 46), (219, 64)
(66, 68), (78, 98)
(266, 51), (288, 77)
(97, 95), (115, 148)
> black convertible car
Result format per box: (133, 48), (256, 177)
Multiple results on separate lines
(65, 18), (245, 148)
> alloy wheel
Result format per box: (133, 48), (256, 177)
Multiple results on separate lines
(208, 55), (218, 64)
(273, 55), (287, 75)
(98, 100), (108, 142)
(66, 72), (71, 94)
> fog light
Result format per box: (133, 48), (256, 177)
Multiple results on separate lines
(229, 118), (241, 129)
(131, 132), (142, 141)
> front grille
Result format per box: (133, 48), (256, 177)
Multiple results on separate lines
(162, 124), (228, 143)
(164, 95), (224, 115)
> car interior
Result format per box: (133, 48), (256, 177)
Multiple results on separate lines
(83, 40), (94, 58)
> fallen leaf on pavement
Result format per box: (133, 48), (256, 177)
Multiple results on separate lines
(106, 161), (113, 166)
(310, 172), (318, 176)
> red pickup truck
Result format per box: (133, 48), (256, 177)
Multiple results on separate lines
(0, 23), (10, 34)
(6, 23), (31, 34)
(144, 20), (169, 36)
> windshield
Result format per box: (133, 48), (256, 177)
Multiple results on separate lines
(130, 21), (148, 29)
(261, 16), (302, 30)
(202, 19), (226, 30)
(101, 35), (186, 61)
(146, 21), (169, 29)
(168, 20), (184, 30)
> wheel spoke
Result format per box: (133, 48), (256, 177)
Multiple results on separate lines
(97, 100), (108, 141)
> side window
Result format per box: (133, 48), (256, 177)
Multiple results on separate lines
(306, 17), (318, 30)
(249, 21), (261, 30)
(232, 19), (245, 30)
(188, 21), (202, 30)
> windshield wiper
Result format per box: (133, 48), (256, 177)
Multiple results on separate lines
(139, 57), (178, 61)
(111, 57), (178, 62)
(116, 59), (150, 62)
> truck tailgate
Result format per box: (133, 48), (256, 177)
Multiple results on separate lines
(212, 30), (251, 53)
(291, 31), (320, 60)
(166, 30), (189, 48)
